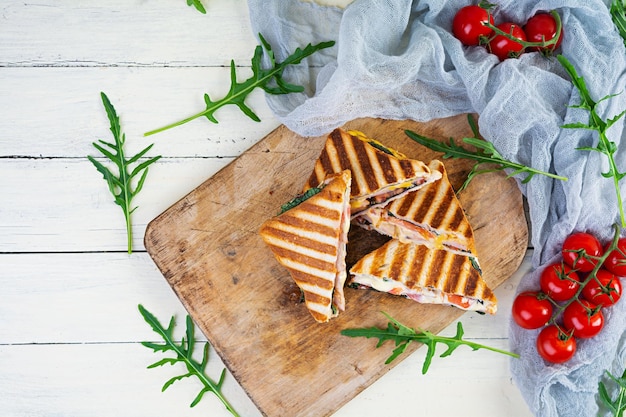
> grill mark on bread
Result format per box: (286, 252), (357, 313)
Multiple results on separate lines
(463, 266), (479, 297)
(302, 289), (332, 305)
(313, 150), (334, 188)
(444, 254), (467, 293)
(446, 208), (464, 233)
(268, 219), (337, 248)
(400, 158), (418, 178)
(309, 309), (329, 323)
(424, 249), (447, 288)
(428, 194), (451, 229)
(330, 129), (354, 177)
(351, 134), (380, 194)
(270, 245), (336, 276)
(394, 189), (418, 217)
(306, 129), (433, 201)
(409, 184), (438, 223)
(410, 244), (430, 286)
(388, 242), (405, 282)
(376, 151), (397, 184)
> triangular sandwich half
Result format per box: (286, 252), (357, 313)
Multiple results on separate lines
(354, 159), (478, 261)
(303, 128), (442, 218)
(349, 239), (497, 314)
(260, 170), (352, 323)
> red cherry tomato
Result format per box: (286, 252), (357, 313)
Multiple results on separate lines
(511, 291), (553, 329)
(562, 232), (603, 272)
(536, 325), (576, 364)
(487, 22), (527, 61)
(452, 5), (495, 46)
(582, 268), (622, 307)
(603, 237), (626, 277)
(562, 299), (604, 339)
(523, 12), (563, 53)
(540, 262), (580, 302)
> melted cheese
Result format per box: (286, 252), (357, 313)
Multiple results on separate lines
(352, 273), (491, 312)
(346, 130), (407, 159)
(388, 180), (413, 190)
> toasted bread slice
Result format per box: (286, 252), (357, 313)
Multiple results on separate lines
(303, 129), (441, 218)
(260, 170), (352, 322)
(354, 159), (478, 260)
(349, 239), (496, 314)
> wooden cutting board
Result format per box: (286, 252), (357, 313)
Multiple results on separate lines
(144, 115), (529, 417)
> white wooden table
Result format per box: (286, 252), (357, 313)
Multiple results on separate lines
(0, 1), (535, 416)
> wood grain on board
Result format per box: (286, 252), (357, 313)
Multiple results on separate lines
(144, 115), (529, 417)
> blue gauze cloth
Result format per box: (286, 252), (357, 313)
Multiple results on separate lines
(247, 1), (626, 416)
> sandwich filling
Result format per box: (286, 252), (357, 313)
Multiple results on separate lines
(354, 208), (473, 256)
(304, 128), (441, 219)
(348, 239), (496, 315)
(349, 178), (430, 216)
(350, 274), (492, 313)
(333, 178), (352, 312)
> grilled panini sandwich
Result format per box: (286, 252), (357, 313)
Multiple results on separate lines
(355, 159), (478, 260)
(260, 170), (352, 323)
(303, 129), (442, 218)
(349, 239), (497, 314)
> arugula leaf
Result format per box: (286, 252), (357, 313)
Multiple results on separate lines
(611, 0), (626, 47)
(186, 0), (206, 14)
(279, 186), (323, 214)
(88, 92), (161, 253)
(145, 34), (335, 136)
(405, 115), (568, 191)
(138, 305), (240, 417)
(598, 368), (626, 417)
(557, 55), (626, 227)
(341, 312), (519, 374)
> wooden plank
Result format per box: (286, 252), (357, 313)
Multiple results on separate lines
(0, 157), (231, 252)
(0, 252), (532, 417)
(0, 67), (278, 158)
(0, 250), (531, 343)
(0, 252), (189, 344)
(0, 0), (256, 67)
(0, 336), (532, 417)
(145, 115), (529, 417)
(0, 343), (260, 417)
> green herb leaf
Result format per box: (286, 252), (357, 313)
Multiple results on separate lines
(341, 312), (519, 374)
(557, 55), (626, 227)
(88, 92), (161, 253)
(145, 34), (335, 136)
(611, 0), (626, 47)
(138, 305), (240, 417)
(598, 367), (626, 417)
(279, 186), (323, 214)
(404, 115), (568, 191)
(186, 0), (206, 14)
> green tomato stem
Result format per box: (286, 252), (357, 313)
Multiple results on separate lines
(484, 10), (562, 52)
(547, 224), (622, 323)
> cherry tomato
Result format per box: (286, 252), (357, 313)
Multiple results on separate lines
(540, 262), (580, 302)
(487, 22), (527, 61)
(603, 237), (626, 277)
(536, 325), (576, 364)
(452, 5), (495, 46)
(511, 291), (553, 329)
(562, 299), (604, 339)
(562, 232), (603, 272)
(523, 12), (563, 53)
(582, 268), (622, 307)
